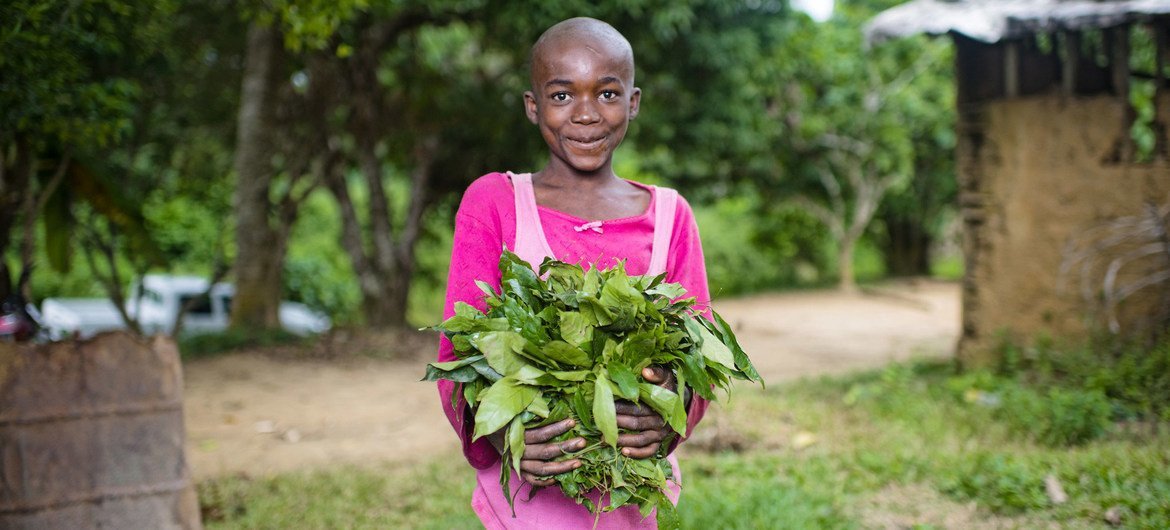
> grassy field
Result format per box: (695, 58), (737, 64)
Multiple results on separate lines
(197, 359), (1170, 529)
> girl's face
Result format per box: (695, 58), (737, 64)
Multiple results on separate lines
(524, 39), (641, 176)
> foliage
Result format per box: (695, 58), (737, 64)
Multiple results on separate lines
(697, 196), (829, 296)
(8, 0), (967, 330)
(424, 250), (761, 524)
(992, 336), (1170, 425)
(178, 328), (307, 360)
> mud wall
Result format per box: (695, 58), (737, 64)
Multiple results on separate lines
(957, 93), (1170, 366)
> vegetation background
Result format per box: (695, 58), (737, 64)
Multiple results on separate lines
(3, 0), (1167, 527)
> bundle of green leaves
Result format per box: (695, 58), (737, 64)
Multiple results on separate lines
(424, 250), (762, 528)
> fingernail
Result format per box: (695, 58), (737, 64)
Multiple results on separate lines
(575, 439), (585, 449)
(622, 448), (630, 456)
(573, 461), (582, 469)
(565, 419), (576, 427)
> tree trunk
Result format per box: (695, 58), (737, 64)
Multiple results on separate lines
(0, 137), (34, 300)
(838, 236), (858, 293)
(883, 217), (933, 277)
(230, 22), (285, 331)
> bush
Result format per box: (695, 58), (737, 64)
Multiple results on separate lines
(994, 337), (1170, 424)
(179, 328), (306, 360)
(695, 197), (828, 297)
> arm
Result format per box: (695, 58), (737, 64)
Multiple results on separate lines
(437, 209), (505, 469)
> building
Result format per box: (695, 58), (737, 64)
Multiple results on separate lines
(867, 0), (1170, 365)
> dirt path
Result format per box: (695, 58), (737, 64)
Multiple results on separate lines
(183, 280), (960, 481)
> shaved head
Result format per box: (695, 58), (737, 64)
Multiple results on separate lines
(529, 17), (635, 90)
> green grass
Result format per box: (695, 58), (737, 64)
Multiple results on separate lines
(197, 360), (1170, 529)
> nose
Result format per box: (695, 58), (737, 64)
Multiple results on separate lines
(571, 99), (600, 124)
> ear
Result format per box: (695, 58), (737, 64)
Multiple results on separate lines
(523, 91), (539, 125)
(628, 87), (641, 120)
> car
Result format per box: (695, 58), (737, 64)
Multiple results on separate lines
(40, 274), (330, 340)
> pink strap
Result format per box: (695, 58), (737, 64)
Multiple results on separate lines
(508, 172), (555, 270)
(648, 186), (677, 276)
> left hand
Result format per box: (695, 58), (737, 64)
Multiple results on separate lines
(614, 366), (677, 459)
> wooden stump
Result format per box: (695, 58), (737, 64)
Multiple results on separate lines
(0, 332), (202, 529)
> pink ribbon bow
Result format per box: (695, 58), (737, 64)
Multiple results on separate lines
(573, 221), (604, 234)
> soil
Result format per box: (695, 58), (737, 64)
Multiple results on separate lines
(182, 280), (960, 481)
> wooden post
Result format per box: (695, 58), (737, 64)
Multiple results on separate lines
(1062, 31), (1081, 95)
(1005, 40), (1020, 98)
(1106, 25), (1135, 162)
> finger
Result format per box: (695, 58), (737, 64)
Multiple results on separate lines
(614, 400), (656, 416)
(522, 472), (556, 487)
(620, 443), (661, 459)
(617, 430), (665, 448)
(522, 437), (586, 460)
(524, 419), (576, 444)
(642, 366), (678, 392)
(616, 414), (665, 431)
(641, 365), (669, 384)
(520, 457), (580, 478)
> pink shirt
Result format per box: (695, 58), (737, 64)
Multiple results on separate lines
(437, 172), (711, 528)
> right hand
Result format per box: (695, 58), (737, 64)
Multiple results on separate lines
(490, 418), (586, 486)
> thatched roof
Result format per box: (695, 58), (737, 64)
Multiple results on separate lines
(866, 0), (1170, 45)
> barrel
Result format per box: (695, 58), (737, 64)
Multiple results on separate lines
(0, 332), (202, 529)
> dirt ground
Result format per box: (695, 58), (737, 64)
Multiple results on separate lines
(182, 280), (960, 481)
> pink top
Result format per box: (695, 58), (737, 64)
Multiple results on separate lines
(437, 172), (711, 529)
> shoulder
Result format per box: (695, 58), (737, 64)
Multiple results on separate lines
(652, 184), (696, 224)
(457, 172), (515, 219)
(460, 172), (513, 204)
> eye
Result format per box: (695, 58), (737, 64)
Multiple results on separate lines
(599, 90), (619, 101)
(550, 92), (570, 103)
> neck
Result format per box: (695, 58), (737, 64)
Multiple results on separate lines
(534, 159), (619, 191)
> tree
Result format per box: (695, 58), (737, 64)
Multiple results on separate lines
(1, 0), (177, 303)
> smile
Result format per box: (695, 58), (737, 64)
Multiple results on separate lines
(565, 135), (606, 151)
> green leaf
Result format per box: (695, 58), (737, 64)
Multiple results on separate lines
(454, 301), (482, 319)
(472, 331), (531, 376)
(541, 340), (592, 368)
(607, 362), (640, 401)
(593, 375), (618, 447)
(547, 370), (591, 382)
(511, 364), (548, 385)
(500, 249), (540, 291)
(599, 268), (644, 329)
(655, 493), (681, 530)
(527, 394), (550, 418)
(685, 318), (736, 371)
(646, 281), (686, 300)
(507, 414), (526, 474)
(609, 486), (633, 511)
(710, 310), (763, 384)
(475, 280), (497, 299)
(558, 311), (593, 347)
(577, 295), (614, 326)
(639, 382), (687, 436)
(422, 355), (485, 383)
(582, 267), (601, 297)
(470, 358), (504, 383)
(473, 377), (539, 440)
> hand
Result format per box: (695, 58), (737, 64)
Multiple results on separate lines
(615, 366), (676, 459)
(490, 418), (586, 487)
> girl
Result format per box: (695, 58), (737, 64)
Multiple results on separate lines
(436, 17), (711, 529)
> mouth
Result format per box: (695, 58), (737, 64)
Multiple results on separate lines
(565, 135), (607, 151)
